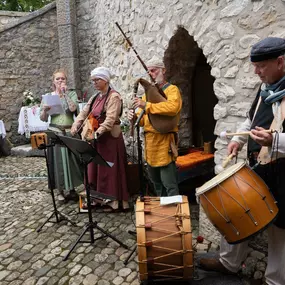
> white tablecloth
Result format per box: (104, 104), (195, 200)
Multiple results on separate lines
(18, 106), (50, 138)
(79, 102), (87, 112)
(0, 120), (6, 138)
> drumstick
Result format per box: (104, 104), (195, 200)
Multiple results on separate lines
(222, 153), (235, 168)
(220, 129), (274, 139)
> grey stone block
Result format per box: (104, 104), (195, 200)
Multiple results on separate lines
(56, 0), (77, 26)
(58, 25), (78, 58)
(11, 144), (45, 157)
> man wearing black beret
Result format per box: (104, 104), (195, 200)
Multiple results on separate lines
(199, 37), (285, 285)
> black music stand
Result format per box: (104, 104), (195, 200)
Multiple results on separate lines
(124, 116), (146, 265)
(56, 134), (128, 261)
(36, 133), (76, 232)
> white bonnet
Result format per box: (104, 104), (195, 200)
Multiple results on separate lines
(90, 66), (114, 82)
(146, 58), (165, 69)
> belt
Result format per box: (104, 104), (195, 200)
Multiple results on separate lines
(248, 151), (259, 166)
(249, 151), (280, 166)
(249, 151), (259, 160)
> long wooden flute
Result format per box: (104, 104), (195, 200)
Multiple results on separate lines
(115, 22), (166, 99)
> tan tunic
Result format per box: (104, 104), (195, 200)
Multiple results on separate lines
(74, 90), (122, 138)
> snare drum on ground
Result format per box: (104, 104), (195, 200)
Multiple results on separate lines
(136, 196), (193, 281)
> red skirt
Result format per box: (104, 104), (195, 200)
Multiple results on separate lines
(87, 132), (129, 202)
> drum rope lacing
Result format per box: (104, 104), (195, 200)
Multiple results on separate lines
(201, 167), (275, 235)
(137, 201), (193, 278)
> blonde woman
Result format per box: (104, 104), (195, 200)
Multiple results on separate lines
(40, 69), (83, 202)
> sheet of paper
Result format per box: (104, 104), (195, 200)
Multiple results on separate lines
(42, 94), (64, 115)
(160, 195), (183, 205)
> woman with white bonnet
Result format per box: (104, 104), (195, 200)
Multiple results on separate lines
(71, 66), (129, 212)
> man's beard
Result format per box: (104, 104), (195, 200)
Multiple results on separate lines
(155, 69), (164, 84)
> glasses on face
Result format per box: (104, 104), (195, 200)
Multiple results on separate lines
(92, 78), (102, 83)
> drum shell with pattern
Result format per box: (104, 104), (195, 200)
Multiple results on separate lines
(196, 162), (279, 244)
(136, 196), (193, 281)
(31, 133), (48, 149)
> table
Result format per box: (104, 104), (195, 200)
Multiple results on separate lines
(18, 106), (50, 138)
(0, 120), (6, 138)
(79, 102), (87, 112)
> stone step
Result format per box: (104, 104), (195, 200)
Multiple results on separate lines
(11, 144), (45, 157)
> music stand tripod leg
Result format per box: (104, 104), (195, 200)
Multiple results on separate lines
(36, 211), (57, 232)
(94, 223), (128, 249)
(124, 121), (146, 264)
(63, 160), (128, 261)
(124, 243), (137, 265)
(63, 222), (91, 261)
(37, 144), (76, 232)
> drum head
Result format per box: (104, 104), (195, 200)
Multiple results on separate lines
(196, 161), (245, 195)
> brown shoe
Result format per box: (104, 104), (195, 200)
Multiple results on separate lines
(199, 257), (234, 274)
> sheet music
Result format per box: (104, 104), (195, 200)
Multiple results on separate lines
(160, 195), (183, 205)
(42, 94), (64, 115)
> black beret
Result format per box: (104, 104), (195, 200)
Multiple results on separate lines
(250, 37), (285, 62)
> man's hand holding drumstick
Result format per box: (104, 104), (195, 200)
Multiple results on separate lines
(250, 126), (273, 147)
(222, 126), (274, 168)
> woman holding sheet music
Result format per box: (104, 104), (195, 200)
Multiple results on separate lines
(40, 69), (83, 203)
(71, 66), (129, 212)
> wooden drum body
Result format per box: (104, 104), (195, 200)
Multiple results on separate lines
(196, 162), (278, 244)
(136, 196), (193, 281)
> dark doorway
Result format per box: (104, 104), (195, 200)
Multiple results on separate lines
(164, 26), (217, 149)
(164, 27), (216, 202)
(192, 52), (217, 147)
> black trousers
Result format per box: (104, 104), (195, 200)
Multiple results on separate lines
(252, 158), (285, 229)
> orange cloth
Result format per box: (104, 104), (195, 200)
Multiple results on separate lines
(176, 151), (214, 170)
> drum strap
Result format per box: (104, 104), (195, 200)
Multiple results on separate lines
(258, 97), (285, 164)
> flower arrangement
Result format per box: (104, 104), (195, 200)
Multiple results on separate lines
(120, 118), (130, 133)
(22, 90), (41, 107)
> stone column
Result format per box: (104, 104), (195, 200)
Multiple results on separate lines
(56, 0), (81, 96)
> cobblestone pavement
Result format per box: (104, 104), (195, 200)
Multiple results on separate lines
(0, 156), (141, 285)
(2, 156), (261, 285)
(0, 156), (209, 285)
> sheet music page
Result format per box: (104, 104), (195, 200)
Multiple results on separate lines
(42, 94), (65, 115)
(160, 195), (183, 205)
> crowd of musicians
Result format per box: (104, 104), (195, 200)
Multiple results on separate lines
(38, 37), (285, 285)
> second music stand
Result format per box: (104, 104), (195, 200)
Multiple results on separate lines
(124, 116), (147, 265)
(56, 134), (128, 261)
(36, 133), (76, 232)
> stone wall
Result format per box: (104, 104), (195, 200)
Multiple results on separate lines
(76, 0), (285, 162)
(0, 10), (30, 29)
(2, 0), (285, 157)
(0, 3), (59, 144)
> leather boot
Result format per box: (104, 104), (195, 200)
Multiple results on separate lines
(199, 257), (234, 274)
(65, 189), (79, 202)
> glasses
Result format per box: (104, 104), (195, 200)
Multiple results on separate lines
(92, 78), (102, 83)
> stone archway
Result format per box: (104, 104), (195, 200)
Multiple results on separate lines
(164, 26), (217, 150)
